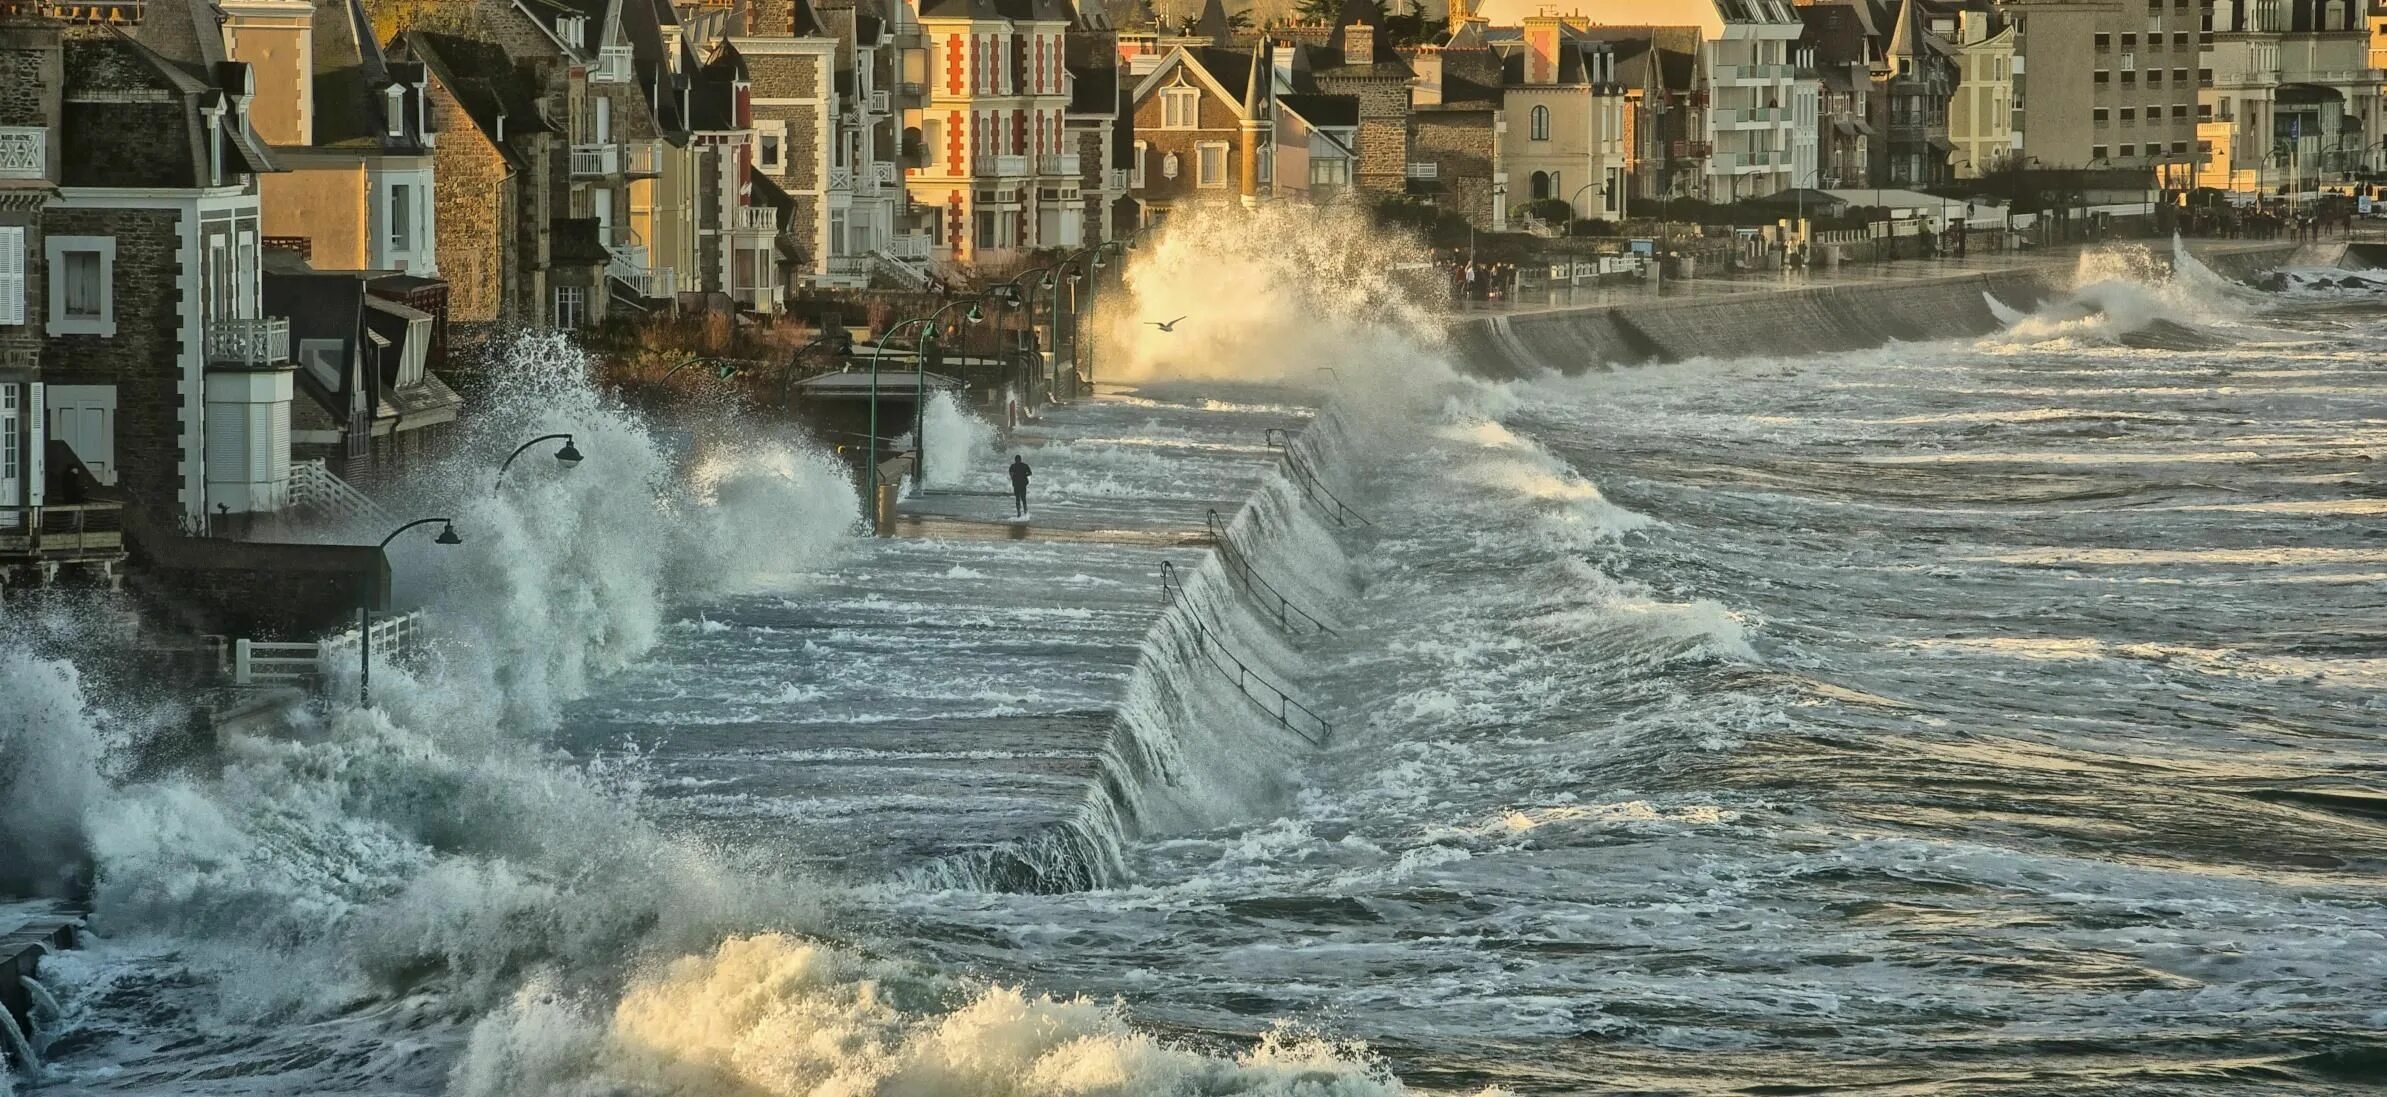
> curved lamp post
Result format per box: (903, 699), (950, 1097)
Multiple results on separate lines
(492, 433), (583, 492)
(779, 329), (855, 410)
(662, 356), (744, 382)
(868, 298), (983, 502)
(1567, 181), (1607, 234)
(361, 517), (461, 706)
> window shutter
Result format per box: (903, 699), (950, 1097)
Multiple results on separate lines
(0, 227), (24, 327)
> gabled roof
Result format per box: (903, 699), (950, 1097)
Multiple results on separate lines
(60, 32), (281, 187)
(918, 0), (1074, 21)
(1190, 0), (1230, 42)
(689, 44), (746, 131)
(402, 31), (555, 169)
(1570, 26), (1700, 91)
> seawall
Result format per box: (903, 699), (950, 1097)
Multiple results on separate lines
(1449, 241), (2310, 377)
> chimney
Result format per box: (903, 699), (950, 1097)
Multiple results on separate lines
(1342, 22), (1374, 67)
(1522, 16), (1561, 85)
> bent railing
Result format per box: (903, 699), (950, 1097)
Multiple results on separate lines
(1262, 428), (1371, 527)
(1203, 509), (1334, 636)
(1159, 561), (1327, 746)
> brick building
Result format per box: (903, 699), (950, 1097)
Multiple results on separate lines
(1125, 35), (1361, 216)
(903, 0), (1082, 263)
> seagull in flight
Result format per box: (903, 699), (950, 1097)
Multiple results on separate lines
(1146, 316), (1186, 332)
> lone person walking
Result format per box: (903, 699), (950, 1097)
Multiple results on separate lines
(1008, 454), (1032, 517)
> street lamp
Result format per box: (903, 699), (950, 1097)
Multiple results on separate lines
(361, 517), (460, 707)
(779, 329), (855, 410)
(1567, 181), (1607, 234)
(662, 356), (743, 381)
(868, 298), (983, 503)
(492, 433), (583, 492)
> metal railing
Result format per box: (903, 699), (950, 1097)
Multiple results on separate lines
(1262, 428), (1370, 527)
(1159, 561), (1328, 746)
(204, 317), (291, 365)
(0, 502), (125, 558)
(1203, 509), (1334, 636)
(0, 127), (43, 178)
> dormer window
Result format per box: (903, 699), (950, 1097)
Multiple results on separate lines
(385, 85), (406, 137)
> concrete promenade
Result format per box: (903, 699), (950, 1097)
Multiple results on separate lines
(1459, 236), (2358, 320)
(557, 386), (1304, 886)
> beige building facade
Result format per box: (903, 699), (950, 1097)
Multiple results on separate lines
(1946, 9), (2016, 176)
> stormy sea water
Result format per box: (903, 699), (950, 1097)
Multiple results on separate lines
(4, 218), (2384, 1096)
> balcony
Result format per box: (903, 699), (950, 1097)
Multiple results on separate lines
(872, 161), (898, 187)
(898, 79), (925, 98)
(626, 141), (661, 177)
(1106, 167), (1130, 192)
(571, 143), (619, 176)
(0, 502), (125, 564)
(830, 165), (854, 191)
(205, 317), (291, 367)
(0, 127), (41, 179)
(886, 232), (932, 260)
(0, 0), (145, 23)
(868, 90), (891, 114)
(737, 205), (780, 233)
(1039, 152), (1081, 176)
(977, 154), (1029, 177)
(592, 45), (633, 83)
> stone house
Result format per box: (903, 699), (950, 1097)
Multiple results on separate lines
(1295, 1), (1415, 197)
(1579, 26), (1706, 203)
(682, 45), (803, 312)
(1798, 1), (1874, 187)
(1871, 0), (1959, 187)
(1125, 39), (1361, 216)
(723, 0), (845, 299)
(1064, 0), (1130, 248)
(266, 256), (456, 491)
(31, 10), (297, 536)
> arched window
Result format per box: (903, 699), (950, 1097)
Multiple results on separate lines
(1529, 105), (1550, 141)
(1530, 170), (1551, 199)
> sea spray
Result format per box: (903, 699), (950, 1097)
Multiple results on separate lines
(920, 388), (1000, 489)
(446, 932), (1505, 1097)
(0, 635), (112, 897)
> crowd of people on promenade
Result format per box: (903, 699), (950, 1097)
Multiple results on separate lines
(1439, 251), (1524, 304)
(2176, 202), (2365, 241)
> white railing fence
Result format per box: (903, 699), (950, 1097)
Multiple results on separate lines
(289, 458), (393, 528)
(233, 610), (424, 689)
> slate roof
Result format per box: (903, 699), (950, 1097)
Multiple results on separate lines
(1278, 92), (1354, 126)
(1068, 61), (1117, 114)
(404, 32), (556, 169)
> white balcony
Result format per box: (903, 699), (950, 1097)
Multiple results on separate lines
(626, 141), (661, 176)
(978, 154), (1029, 177)
(868, 90), (891, 114)
(830, 165), (854, 191)
(737, 205), (780, 232)
(1405, 162), (1439, 179)
(826, 255), (874, 276)
(1106, 167), (1130, 192)
(1039, 152), (1081, 176)
(592, 45), (633, 83)
(886, 232), (931, 260)
(571, 143), (619, 176)
(0, 127), (41, 178)
(872, 161), (898, 187)
(205, 317), (291, 367)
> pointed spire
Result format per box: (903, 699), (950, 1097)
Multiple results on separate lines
(1193, 0), (1231, 43)
(1242, 38), (1265, 116)
(1885, 0), (1923, 61)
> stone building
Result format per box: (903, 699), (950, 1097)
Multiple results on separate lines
(1797, 2), (1875, 187)
(1408, 25), (1506, 227)
(1580, 26), (1707, 202)
(684, 45), (804, 312)
(0, 1), (297, 541)
(1064, 0), (1132, 246)
(1872, 0), (1959, 187)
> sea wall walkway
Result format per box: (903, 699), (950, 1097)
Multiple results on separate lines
(1448, 240), (2317, 377)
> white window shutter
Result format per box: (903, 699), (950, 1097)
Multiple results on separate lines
(0, 227), (24, 327)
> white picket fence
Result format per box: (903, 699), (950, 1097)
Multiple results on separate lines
(232, 610), (423, 688)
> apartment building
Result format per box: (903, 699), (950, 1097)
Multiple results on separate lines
(2002, 0), (2204, 174)
(1941, 4), (2017, 177)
